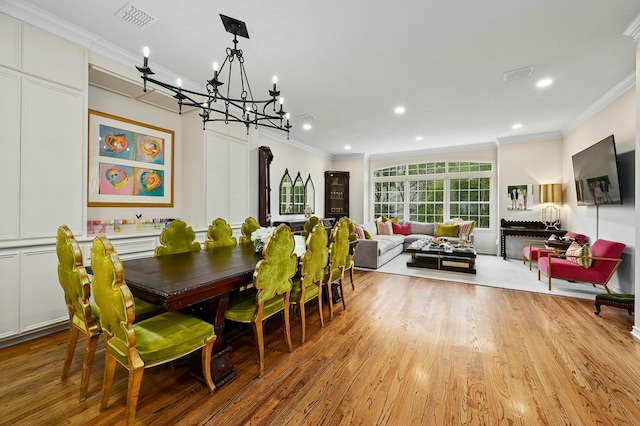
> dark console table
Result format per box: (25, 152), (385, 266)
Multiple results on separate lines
(500, 219), (566, 260)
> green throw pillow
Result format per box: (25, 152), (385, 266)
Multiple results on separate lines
(363, 229), (373, 240)
(436, 223), (459, 238)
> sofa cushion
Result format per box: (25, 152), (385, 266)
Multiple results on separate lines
(409, 222), (435, 235)
(374, 235), (404, 255)
(436, 223), (459, 238)
(362, 220), (377, 237)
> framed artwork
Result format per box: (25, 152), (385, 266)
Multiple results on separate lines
(506, 184), (533, 211)
(88, 110), (174, 207)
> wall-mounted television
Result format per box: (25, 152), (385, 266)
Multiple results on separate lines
(572, 134), (622, 206)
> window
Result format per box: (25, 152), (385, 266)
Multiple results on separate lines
(371, 161), (493, 228)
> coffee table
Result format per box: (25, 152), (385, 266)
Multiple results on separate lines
(406, 239), (477, 274)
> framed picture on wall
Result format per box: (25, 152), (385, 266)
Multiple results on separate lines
(88, 110), (174, 207)
(506, 184), (533, 211)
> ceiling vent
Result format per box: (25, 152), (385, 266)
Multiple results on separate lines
(502, 66), (534, 82)
(296, 113), (316, 121)
(116, 2), (158, 28)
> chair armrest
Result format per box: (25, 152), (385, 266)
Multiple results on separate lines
(547, 253), (622, 264)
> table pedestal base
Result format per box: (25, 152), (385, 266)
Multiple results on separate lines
(211, 345), (237, 387)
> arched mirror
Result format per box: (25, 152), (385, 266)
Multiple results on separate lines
(279, 169), (293, 214)
(293, 172), (305, 214)
(304, 174), (315, 215)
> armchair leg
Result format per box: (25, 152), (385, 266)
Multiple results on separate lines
(79, 333), (100, 401)
(62, 324), (79, 380)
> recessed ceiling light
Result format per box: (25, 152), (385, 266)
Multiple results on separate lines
(512, 123), (522, 129)
(344, 145), (351, 150)
(394, 106), (406, 115)
(536, 78), (553, 88)
(416, 136), (423, 141)
(302, 123), (312, 130)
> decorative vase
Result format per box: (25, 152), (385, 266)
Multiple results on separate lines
(253, 241), (264, 253)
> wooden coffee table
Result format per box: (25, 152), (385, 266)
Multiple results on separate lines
(406, 239), (477, 274)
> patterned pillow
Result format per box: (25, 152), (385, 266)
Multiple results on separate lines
(565, 242), (592, 268)
(376, 220), (394, 235)
(353, 222), (366, 240)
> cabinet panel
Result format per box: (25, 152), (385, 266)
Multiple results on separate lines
(205, 131), (249, 225)
(21, 77), (84, 238)
(0, 13), (21, 69)
(324, 171), (350, 220)
(21, 248), (67, 332)
(22, 24), (85, 90)
(0, 252), (20, 339)
(0, 69), (21, 240)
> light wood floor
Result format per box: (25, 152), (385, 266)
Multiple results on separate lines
(1, 270), (639, 425)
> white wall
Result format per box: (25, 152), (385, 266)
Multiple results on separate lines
(562, 88), (636, 294)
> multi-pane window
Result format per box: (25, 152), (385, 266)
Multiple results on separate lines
(373, 181), (405, 218)
(408, 179), (445, 223)
(449, 178), (491, 228)
(371, 161), (493, 228)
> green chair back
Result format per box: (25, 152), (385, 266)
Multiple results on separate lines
(155, 220), (201, 256)
(205, 218), (237, 249)
(254, 224), (298, 304)
(56, 225), (100, 401)
(239, 217), (260, 245)
(301, 216), (321, 237)
(324, 219), (350, 321)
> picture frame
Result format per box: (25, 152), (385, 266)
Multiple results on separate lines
(506, 184), (533, 211)
(88, 110), (174, 207)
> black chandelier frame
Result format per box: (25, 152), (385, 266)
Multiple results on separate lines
(136, 15), (291, 136)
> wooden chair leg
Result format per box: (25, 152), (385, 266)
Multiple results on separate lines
(283, 300), (292, 353)
(299, 299), (307, 344)
(125, 363), (145, 426)
(317, 285), (324, 329)
(62, 324), (80, 380)
(201, 336), (216, 393)
(349, 267), (355, 290)
(79, 333), (100, 401)
(253, 320), (265, 378)
(100, 352), (117, 411)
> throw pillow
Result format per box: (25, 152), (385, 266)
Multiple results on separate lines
(435, 223), (459, 238)
(565, 242), (592, 268)
(376, 220), (394, 235)
(457, 220), (475, 236)
(410, 222), (435, 235)
(381, 215), (400, 223)
(353, 222), (365, 240)
(363, 229), (373, 240)
(391, 221), (411, 235)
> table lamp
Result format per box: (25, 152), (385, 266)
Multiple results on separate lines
(539, 183), (563, 230)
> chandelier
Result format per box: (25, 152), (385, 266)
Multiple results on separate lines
(136, 14), (291, 136)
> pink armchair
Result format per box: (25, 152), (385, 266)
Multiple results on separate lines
(523, 231), (588, 271)
(538, 239), (625, 293)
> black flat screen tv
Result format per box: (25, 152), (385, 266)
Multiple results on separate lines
(572, 134), (622, 206)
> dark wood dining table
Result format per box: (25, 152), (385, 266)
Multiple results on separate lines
(121, 243), (262, 387)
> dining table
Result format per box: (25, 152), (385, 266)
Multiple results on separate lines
(119, 237), (307, 387)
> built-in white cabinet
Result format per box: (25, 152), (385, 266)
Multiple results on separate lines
(0, 15), (87, 346)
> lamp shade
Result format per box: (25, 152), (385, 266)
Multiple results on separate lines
(539, 183), (563, 203)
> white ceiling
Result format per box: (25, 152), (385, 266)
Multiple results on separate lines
(7, 0), (640, 157)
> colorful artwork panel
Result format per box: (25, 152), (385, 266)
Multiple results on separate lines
(99, 163), (134, 195)
(134, 168), (164, 196)
(99, 125), (135, 160)
(135, 134), (165, 164)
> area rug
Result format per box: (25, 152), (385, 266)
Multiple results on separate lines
(365, 253), (604, 300)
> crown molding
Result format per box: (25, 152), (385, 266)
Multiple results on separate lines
(623, 13), (640, 41)
(561, 73), (635, 136)
(369, 141), (498, 161)
(259, 129), (334, 160)
(496, 131), (563, 145)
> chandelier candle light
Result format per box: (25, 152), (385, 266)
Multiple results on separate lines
(136, 14), (291, 135)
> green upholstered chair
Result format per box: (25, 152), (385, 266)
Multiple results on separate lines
(57, 225), (101, 402)
(91, 235), (216, 426)
(204, 217), (238, 249)
(224, 224), (298, 377)
(291, 223), (329, 344)
(154, 219), (202, 256)
(324, 218), (350, 321)
(239, 216), (260, 245)
(340, 217), (358, 291)
(301, 216), (321, 237)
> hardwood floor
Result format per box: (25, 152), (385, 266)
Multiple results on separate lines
(1, 270), (639, 425)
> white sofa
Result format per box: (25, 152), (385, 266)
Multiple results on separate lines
(353, 220), (474, 269)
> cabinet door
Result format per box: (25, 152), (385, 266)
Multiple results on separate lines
(0, 252), (20, 339)
(324, 171), (350, 219)
(21, 77), (84, 238)
(0, 68), (20, 240)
